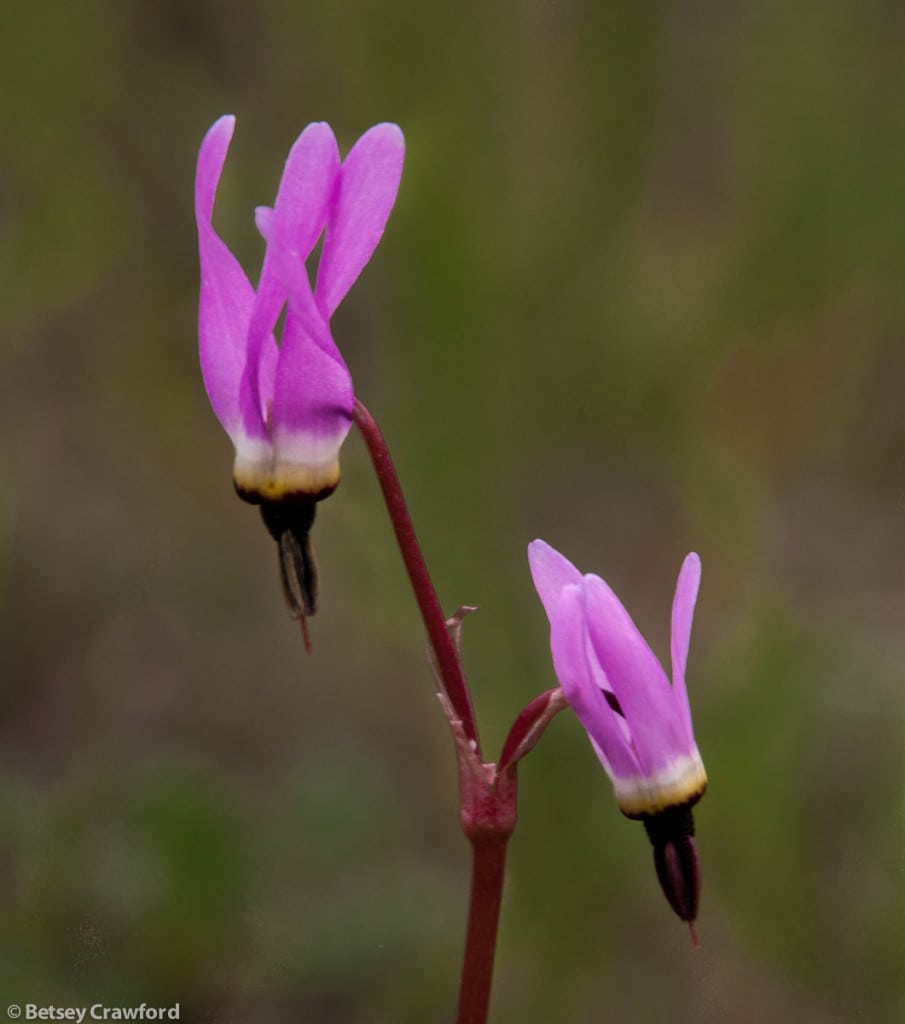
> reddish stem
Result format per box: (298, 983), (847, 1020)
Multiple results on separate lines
(354, 398), (524, 1023)
(497, 687), (566, 773)
(442, 705), (519, 1024)
(352, 398), (480, 748)
(456, 837), (510, 1024)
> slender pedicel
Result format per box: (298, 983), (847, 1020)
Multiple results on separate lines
(353, 398), (479, 747)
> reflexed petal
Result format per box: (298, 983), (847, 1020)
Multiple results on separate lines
(670, 552), (701, 740)
(255, 206), (337, 360)
(195, 116), (236, 226)
(582, 575), (687, 774)
(256, 206), (351, 468)
(240, 273), (281, 431)
(270, 313), (353, 497)
(544, 583), (640, 781)
(274, 122), (341, 260)
(237, 245), (282, 443)
(528, 539), (583, 621)
(195, 115), (258, 441)
(316, 123), (405, 317)
(242, 126), (340, 430)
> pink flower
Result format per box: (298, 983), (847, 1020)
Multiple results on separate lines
(528, 540), (707, 817)
(195, 115), (404, 504)
(529, 540), (707, 927)
(195, 116), (404, 623)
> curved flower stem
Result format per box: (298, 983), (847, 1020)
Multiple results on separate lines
(352, 398), (480, 748)
(354, 398), (531, 1022)
(497, 687), (569, 774)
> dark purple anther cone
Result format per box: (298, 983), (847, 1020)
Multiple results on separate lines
(260, 500), (319, 619)
(643, 804), (701, 936)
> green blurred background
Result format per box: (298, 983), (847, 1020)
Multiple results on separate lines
(2, 1), (904, 1021)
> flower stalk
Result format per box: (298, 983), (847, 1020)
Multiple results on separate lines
(352, 398), (479, 748)
(436, 691), (521, 1024)
(355, 400), (544, 1023)
(457, 836), (511, 1024)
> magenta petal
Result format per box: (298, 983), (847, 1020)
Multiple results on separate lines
(670, 552), (702, 739)
(254, 124), (340, 341)
(237, 217), (284, 439)
(529, 547), (639, 781)
(528, 539), (583, 618)
(273, 311), (353, 429)
(316, 123), (405, 317)
(270, 311), (353, 487)
(273, 122), (341, 261)
(547, 584), (640, 781)
(528, 540), (707, 817)
(582, 576), (687, 776)
(237, 273), (281, 439)
(255, 206), (340, 362)
(240, 125), (341, 430)
(195, 115), (258, 441)
(258, 197), (352, 495)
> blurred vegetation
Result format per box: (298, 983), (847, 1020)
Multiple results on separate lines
(2, 1), (904, 1021)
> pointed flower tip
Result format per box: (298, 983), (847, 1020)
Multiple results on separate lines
(204, 114), (236, 145)
(254, 205), (275, 240)
(373, 122), (405, 147)
(683, 551), (702, 580)
(351, 121), (404, 149)
(296, 120), (338, 146)
(527, 538), (581, 583)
